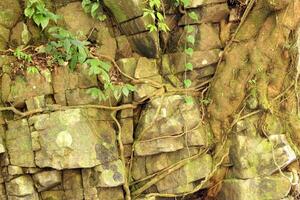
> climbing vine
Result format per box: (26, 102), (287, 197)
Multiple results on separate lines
(82, 0), (107, 21)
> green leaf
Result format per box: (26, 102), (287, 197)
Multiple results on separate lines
(186, 26), (195, 33)
(185, 62), (193, 71)
(24, 7), (35, 17)
(184, 79), (192, 88)
(27, 66), (39, 74)
(188, 11), (199, 21)
(122, 86), (130, 97)
(87, 87), (100, 98)
(185, 47), (194, 56)
(91, 3), (99, 18)
(181, 0), (191, 8)
(125, 84), (135, 92)
(156, 12), (164, 21)
(113, 87), (122, 100)
(99, 60), (111, 72)
(147, 24), (157, 32)
(187, 35), (195, 45)
(184, 96), (194, 105)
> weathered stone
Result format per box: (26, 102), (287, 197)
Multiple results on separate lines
(120, 118), (134, 144)
(34, 109), (118, 169)
(0, 136), (5, 154)
(30, 131), (40, 151)
(6, 119), (35, 167)
(179, 4), (230, 25)
(229, 134), (297, 179)
(63, 169), (84, 200)
(7, 166), (23, 176)
(127, 31), (160, 58)
(57, 2), (98, 39)
(5, 69), (53, 105)
(40, 191), (65, 200)
(121, 15), (154, 35)
(155, 154), (212, 192)
(132, 156), (147, 181)
(117, 58), (137, 82)
(97, 187), (124, 200)
(135, 135), (185, 156)
(32, 170), (62, 192)
(103, 0), (146, 23)
(95, 25), (117, 59)
(83, 160), (125, 187)
(135, 57), (160, 78)
(10, 22), (31, 47)
(52, 65), (97, 94)
(6, 175), (36, 197)
(263, 114), (284, 135)
(0, 183), (6, 200)
(116, 35), (133, 58)
(0, 0), (22, 29)
(217, 173), (293, 200)
(135, 95), (201, 140)
(25, 95), (46, 111)
(266, 0), (290, 10)
(146, 148), (200, 175)
(0, 25), (10, 50)
(162, 49), (220, 75)
(186, 0), (227, 8)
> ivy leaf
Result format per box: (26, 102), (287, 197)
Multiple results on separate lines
(87, 87), (100, 99)
(184, 79), (192, 88)
(186, 26), (195, 33)
(187, 35), (195, 45)
(188, 11), (199, 21)
(149, 0), (161, 8)
(122, 86), (130, 97)
(24, 7), (35, 17)
(27, 66), (39, 74)
(185, 62), (193, 71)
(181, 0), (191, 8)
(184, 96), (194, 105)
(147, 24), (157, 32)
(99, 60), (111, 72)
(185, 47), (194, 56)
(156, 12), (164, 21)
(125, 84), (135, 92)
(91, 3), (99, 18)
(113, 87), (122, 100)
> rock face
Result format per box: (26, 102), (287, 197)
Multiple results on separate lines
(32, 109), (118, 169)
(0, 0), (299, 199)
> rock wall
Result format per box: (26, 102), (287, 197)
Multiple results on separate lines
(0, 0), (299, 200)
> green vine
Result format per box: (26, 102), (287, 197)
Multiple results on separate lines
(143, 0), (170, 32)
(82, 0), (107, 21)
(24, 0), (60, 30)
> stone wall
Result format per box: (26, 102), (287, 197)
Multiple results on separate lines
(0, 0), (299, 199)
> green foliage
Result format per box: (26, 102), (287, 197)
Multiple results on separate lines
(188, 11), (199, 21)
(143, 0), (170, 33)
(82, 0), (107, 21)
(27, 66), (39, 74)
(24, 0), (60, 30)
(46, 27), (90, 70)
(184, 96), (194, 105)
(13, 47), (32, 63)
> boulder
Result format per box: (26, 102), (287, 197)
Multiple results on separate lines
(63, 169), (84, 200)
(103, 0), (146, 23)
(33, 109), (119, 169)
(5, 175), (36, 197)
(6, 119), (35, 167)
(229, 134), (297, 179)
(217, 174), (293, 200)
(82, 160), (125, 188)
(0, 0), (22, 29)
(32, 170), (62, 192)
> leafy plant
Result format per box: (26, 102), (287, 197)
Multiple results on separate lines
(24, 0), (60, 30)
(14, 47), (32, 63)
(82, 0), (107, 21)
(27, 66), (39, 74)
(143, 0), (170, 33)
(46, 27), (90, 70)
